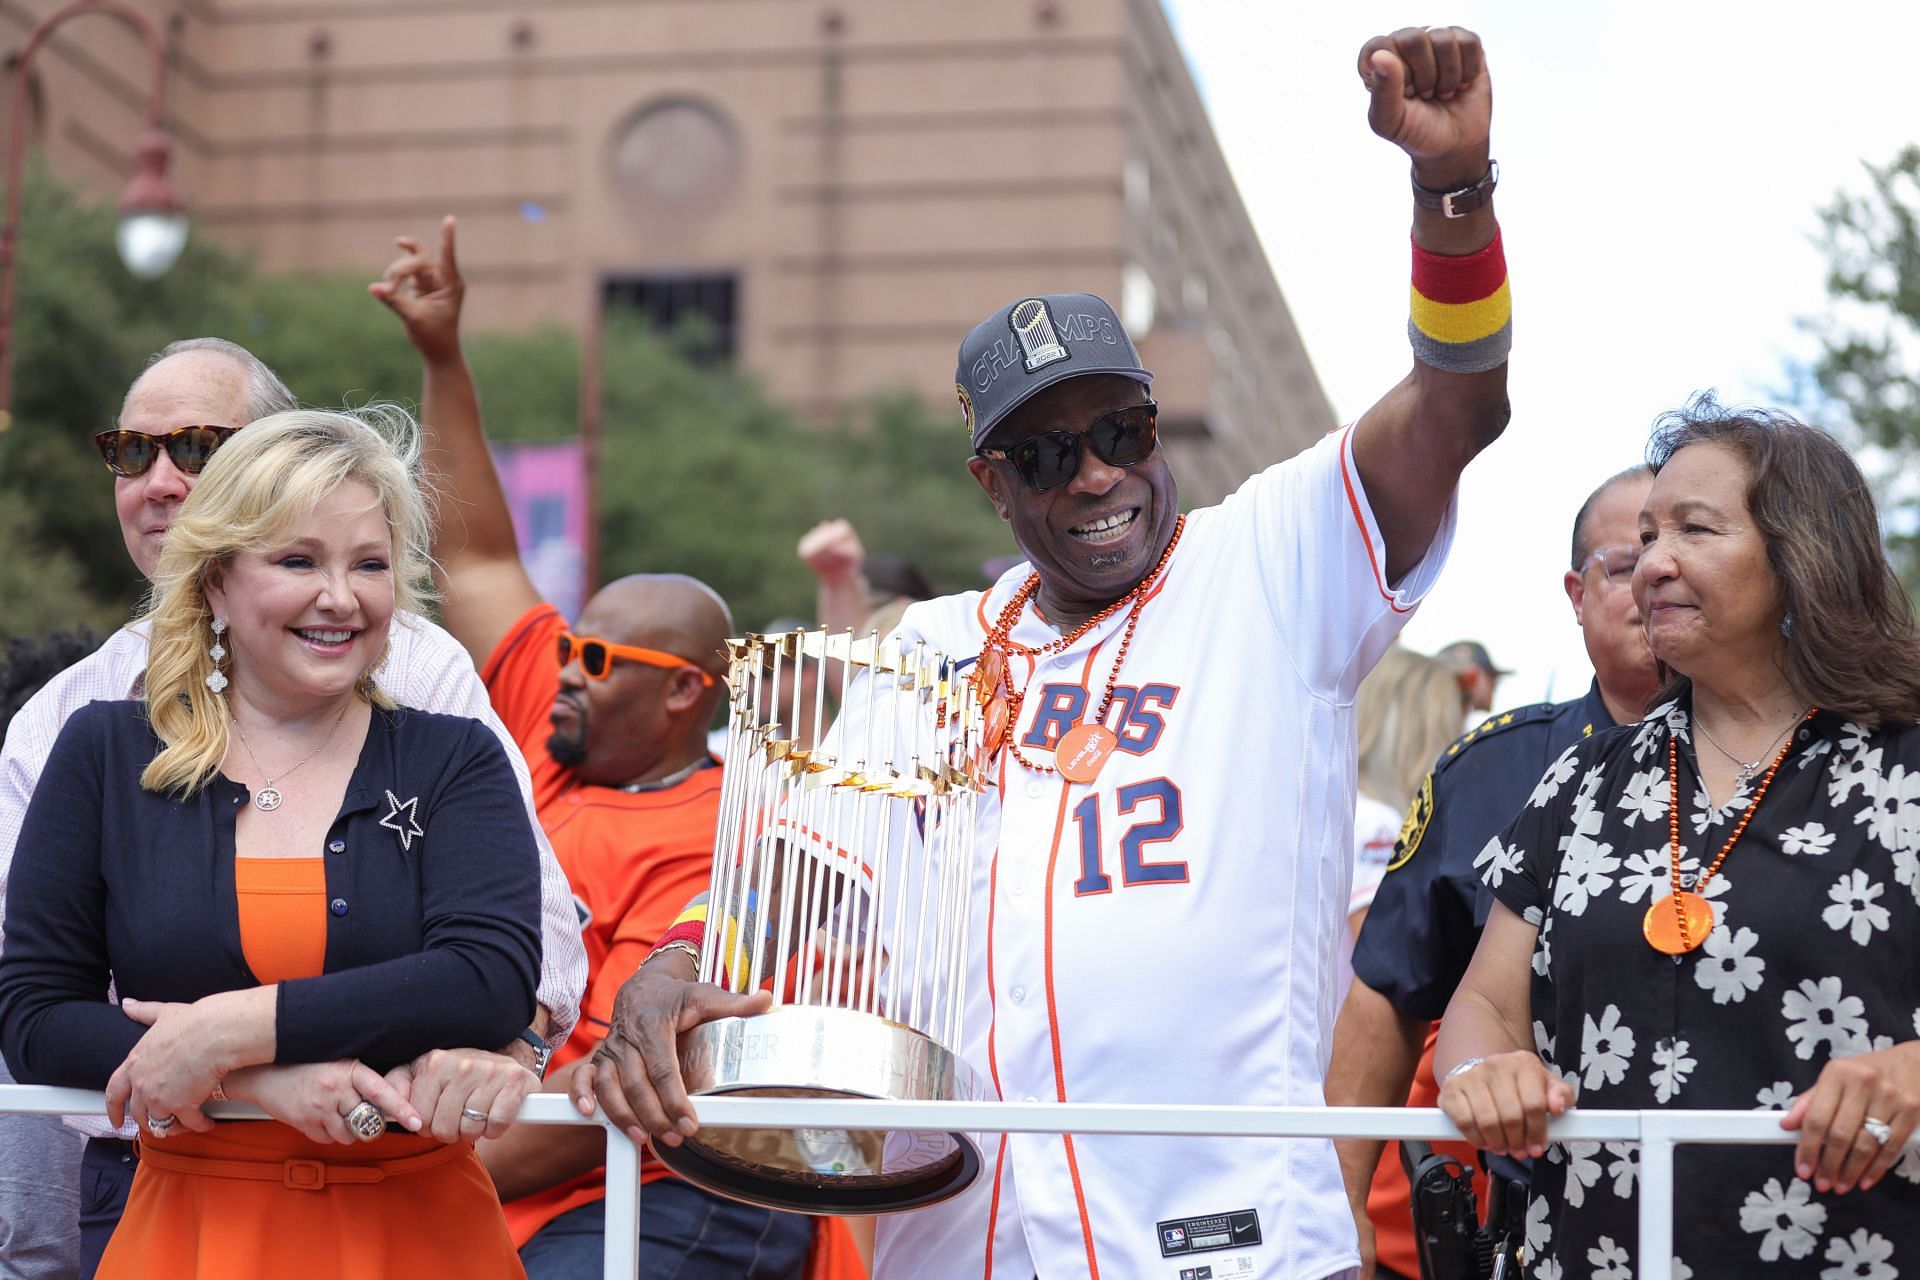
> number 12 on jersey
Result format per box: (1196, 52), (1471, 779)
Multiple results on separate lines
(1072, 778), (1187, 896)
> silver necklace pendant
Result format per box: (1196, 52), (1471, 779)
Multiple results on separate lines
(253, 786), (284, 812)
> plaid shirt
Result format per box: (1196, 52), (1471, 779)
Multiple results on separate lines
(0, 613), (588, 1139)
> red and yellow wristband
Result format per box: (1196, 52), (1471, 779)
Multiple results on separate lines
(647, 903), (750, 989)
(1408, 229), (1510, 374)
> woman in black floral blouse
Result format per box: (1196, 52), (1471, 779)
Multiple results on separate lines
(1436, 395), (1920, 1280)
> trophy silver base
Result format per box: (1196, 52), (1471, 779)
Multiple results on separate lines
(653, 1006), (983, 1215)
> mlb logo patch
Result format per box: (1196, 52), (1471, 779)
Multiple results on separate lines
(1163, 1226), (1187, 1248)
(1178, 1267), (1213, 1280)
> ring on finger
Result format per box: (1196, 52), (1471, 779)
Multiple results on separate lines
(146, 1113), (176, 1137)
(344, 1100), (387, 1142)
(460, 1106), (489, 1126)
(1863, 1116), (1893, 1146)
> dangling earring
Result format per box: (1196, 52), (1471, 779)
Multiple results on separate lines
(1780, 612), (1795, 639)
(206, 618), (230, 693)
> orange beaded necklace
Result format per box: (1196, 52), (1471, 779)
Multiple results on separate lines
(974, 515), (1185, 783)
(1643, 707), (1815, 955)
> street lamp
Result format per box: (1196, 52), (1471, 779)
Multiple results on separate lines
(0, 0), (184, 428)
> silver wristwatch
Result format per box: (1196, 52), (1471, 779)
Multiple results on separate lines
(516, 1027), (554, 1078)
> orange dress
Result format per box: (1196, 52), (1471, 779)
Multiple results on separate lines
(97, 858), (527, 1280)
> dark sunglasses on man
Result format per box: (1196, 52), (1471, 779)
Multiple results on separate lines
(94, 425), (240, 478)
(975, 403), (1159, 493)
(557, 631), (716, 686)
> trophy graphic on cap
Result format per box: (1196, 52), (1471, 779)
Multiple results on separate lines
(1010, 298), (1068, 371)
(651, 628), (990, 1213)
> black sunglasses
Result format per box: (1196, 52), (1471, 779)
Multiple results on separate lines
(975, 403), (1160, 493)
(94, 425), (240, 478)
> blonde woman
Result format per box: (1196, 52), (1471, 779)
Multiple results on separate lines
(1340, 646), (1467, 1004)
(0, 408), (541, 1278)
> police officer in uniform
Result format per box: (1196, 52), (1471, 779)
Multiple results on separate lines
(1330, 465), (1659, 1279)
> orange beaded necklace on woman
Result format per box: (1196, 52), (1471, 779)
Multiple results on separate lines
(1643, 706), (1817, 955)
(973, 515), (1185, 784)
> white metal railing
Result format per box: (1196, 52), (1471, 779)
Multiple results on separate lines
(0, 1086), (1821, 1278)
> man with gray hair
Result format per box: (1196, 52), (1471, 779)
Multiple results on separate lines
(0, 338), (588, 1278)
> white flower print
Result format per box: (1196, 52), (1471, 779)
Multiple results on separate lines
(1821, 1227), (1897, 1280)
(1524, 1194), (1552, 1257)
(1555, 824), (1621, 916)
(1783, 976), (1872, 1061)
(1580, 1006), (1636, 1090)
(1604, 1141), (1638, 1198)
(1894, 1143), (1920, 1185)
(1782, 822), (1838, 856)
(1563, 1140), (1603, 1209)
(1473, 835), (1524, 889)
(1535, 1259), (1563, 1280)
(1533, 1020), (1556, 1060)
(1695, 926), (1766, 1005)
(1740, 1176), (1828, 1261)
(1690, 781), (1744, 835)
(1617, 765), (1666, 824)
(1755, 1081), (1796, 1111)
(1673, 1259), (1694, 1280)
(1798, 736), (1835, 772)
(1835, 1033), (1896, 1061)
(1822, 869), (1893, 945)
(1618, 847), (1673, 904)
(1830, 739), (1884, 807)
(1632, 701), (1682, 759)
(1650, 1038), (1697, 1104)
(1587, 1235), (1633, 1280)
(1530, 746), (1581, 808)
(1861, 762), (1920, 854)
(1897, 846), (1920, 905)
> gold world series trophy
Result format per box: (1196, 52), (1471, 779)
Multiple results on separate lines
(650, 628), (991, 1213)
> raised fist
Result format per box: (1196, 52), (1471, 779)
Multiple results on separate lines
(1357, 26), (1492, 191)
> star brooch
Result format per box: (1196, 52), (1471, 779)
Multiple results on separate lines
(380, 790), (424, 851)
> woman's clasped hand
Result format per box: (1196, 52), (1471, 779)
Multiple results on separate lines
(1781, 1042), (1920, 1195)
(1436, 1050), (1576, 1161)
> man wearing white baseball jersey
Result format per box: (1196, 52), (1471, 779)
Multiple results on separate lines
(578, 25), (1509, 1280)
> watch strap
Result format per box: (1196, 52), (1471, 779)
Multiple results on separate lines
(1412, 161), (1498, 218)
(516, 1027), (554, 1075)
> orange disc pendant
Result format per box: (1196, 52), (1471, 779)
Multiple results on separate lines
(1055, 723), (1119, 784)
(980, 696), (1011, 763)
(975, 650), (1006, 705)
(1643, 891), (1714, 955)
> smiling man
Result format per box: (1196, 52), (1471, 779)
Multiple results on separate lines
(0, 338), (588, 1278)
(585, 25), (1514, 1280)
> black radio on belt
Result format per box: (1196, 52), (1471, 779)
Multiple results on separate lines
(1400, 1141), (1527, 1280)
(1401, 1140), (1480, 1280)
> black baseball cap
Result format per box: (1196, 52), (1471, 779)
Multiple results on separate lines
(954, 293), (1154, 449)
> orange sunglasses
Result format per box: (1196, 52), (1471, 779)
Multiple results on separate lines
(557, 631), (716, 685)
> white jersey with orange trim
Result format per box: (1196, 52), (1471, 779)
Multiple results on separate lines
(853, 425), (1454, 1280)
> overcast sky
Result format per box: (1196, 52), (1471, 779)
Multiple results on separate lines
(1161, 0), (1918, 708)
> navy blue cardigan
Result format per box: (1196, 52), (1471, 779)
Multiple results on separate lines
(0, 700), (540, 1085)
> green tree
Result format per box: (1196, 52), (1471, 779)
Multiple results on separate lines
(1801, 145), (1920, 586)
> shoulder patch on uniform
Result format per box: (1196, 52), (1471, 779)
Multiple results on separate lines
(1436, 701), (1558, 774)
(1385, 772), (1435, 873)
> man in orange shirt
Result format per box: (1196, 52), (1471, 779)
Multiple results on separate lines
(372, 221), (820, 1278)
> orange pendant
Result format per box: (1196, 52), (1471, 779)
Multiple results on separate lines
(1643, 891), (1714, 955)
(976, 695), (1011, 774)
(1055, 723), (1119, 784)
(975, 649), (1005, 705)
